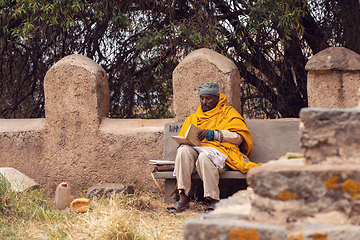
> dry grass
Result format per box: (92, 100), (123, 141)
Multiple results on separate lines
(0, 184), (206, 240)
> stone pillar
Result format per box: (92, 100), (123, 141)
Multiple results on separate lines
(305, 47), (360, 108)
(172, 48), (242, 121)
(42, 54), (109, 190)
(44, 54), (109, 128)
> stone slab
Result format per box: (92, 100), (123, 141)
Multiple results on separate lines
(0, 167), (39, 192)
(248, 162), (360, 200)
(288, 222), (360, 240)
(247, 119), (301, 164)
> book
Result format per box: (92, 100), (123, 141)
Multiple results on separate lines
(171, 124), (201, 146)
(149, 160), (175, 165)
(149, 160), (175, 172)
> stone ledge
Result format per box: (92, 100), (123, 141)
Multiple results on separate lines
(0, 119), (46, 132)
(247, 163), (360, 224)
(184, 218), (360, 240)
(99, 118), (174, 135)
(248, 163), (360, 200)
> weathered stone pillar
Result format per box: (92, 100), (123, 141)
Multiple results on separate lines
(42, 54), (109, 190)
(306, 47), (360, 108)
(173, 48), (242, 121)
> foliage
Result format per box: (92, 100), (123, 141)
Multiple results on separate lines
(1, 0), (171, 119)
(0, 175), (70, 238)
(1, 0), (360, 118)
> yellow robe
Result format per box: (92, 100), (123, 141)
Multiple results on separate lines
(178, 93), (261, 173)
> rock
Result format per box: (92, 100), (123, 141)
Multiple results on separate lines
(247, 163), (360, 224)
(86, 183), (134, 199)
(184, 218), (288, 240)
(0, 167), (39, 192)
(300, 108), (360, 164)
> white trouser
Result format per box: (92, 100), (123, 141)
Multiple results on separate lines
(174, 145), (226, 200)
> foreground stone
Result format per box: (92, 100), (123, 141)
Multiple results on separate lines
(185, 218), (288, 240)
(86, 183), (134, 199)
(0, 167), (39, 192)
(247, 162), (360, 225)
(184, 48), (360, 239)
(185, 218), (360, 240)
(300, 108), (360, 164)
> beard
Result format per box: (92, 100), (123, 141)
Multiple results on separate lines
(201, 104), (214, 112)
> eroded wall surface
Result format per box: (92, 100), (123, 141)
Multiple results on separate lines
(0, 55), (171, 195)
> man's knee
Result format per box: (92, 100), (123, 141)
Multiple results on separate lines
(197, 152), (211, 166)
(177, 145), (194, 156)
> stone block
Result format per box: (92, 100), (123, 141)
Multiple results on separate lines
(300, 107), (360, 164)
(247, 163), (360, 224)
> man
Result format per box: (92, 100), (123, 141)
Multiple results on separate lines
(166, 82), (261, 213)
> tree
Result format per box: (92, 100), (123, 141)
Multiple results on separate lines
(1, 0), (175, 118)
(136, 0), (360, 118)
(1, 0), (359, 119)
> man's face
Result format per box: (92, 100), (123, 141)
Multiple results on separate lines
(200, 94), (219, 112)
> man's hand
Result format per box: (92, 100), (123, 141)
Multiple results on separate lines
(197, 130), (208, 141)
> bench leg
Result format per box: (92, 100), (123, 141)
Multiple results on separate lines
(164, 179), (178, 204)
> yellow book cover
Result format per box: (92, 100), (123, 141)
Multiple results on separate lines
(171, 124), (201, 146)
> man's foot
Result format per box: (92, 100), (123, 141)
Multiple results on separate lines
(166, 201), (189, 213)
(204, 198), (219, 213)
(204, 202), (216, 213)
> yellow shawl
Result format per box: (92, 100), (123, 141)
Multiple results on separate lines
(178, 93), (261, 173)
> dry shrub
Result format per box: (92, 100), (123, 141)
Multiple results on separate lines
(0, 181), (203, 240)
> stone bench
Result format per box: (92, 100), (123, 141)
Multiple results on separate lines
(153, 119), (301, 203)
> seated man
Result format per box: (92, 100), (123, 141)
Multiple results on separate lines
(166, 82), (261, 213)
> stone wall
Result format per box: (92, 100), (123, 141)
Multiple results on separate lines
(0, 54), (172, 195)
(3, 46), (358, 200)
(0, 48), (250, 196)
